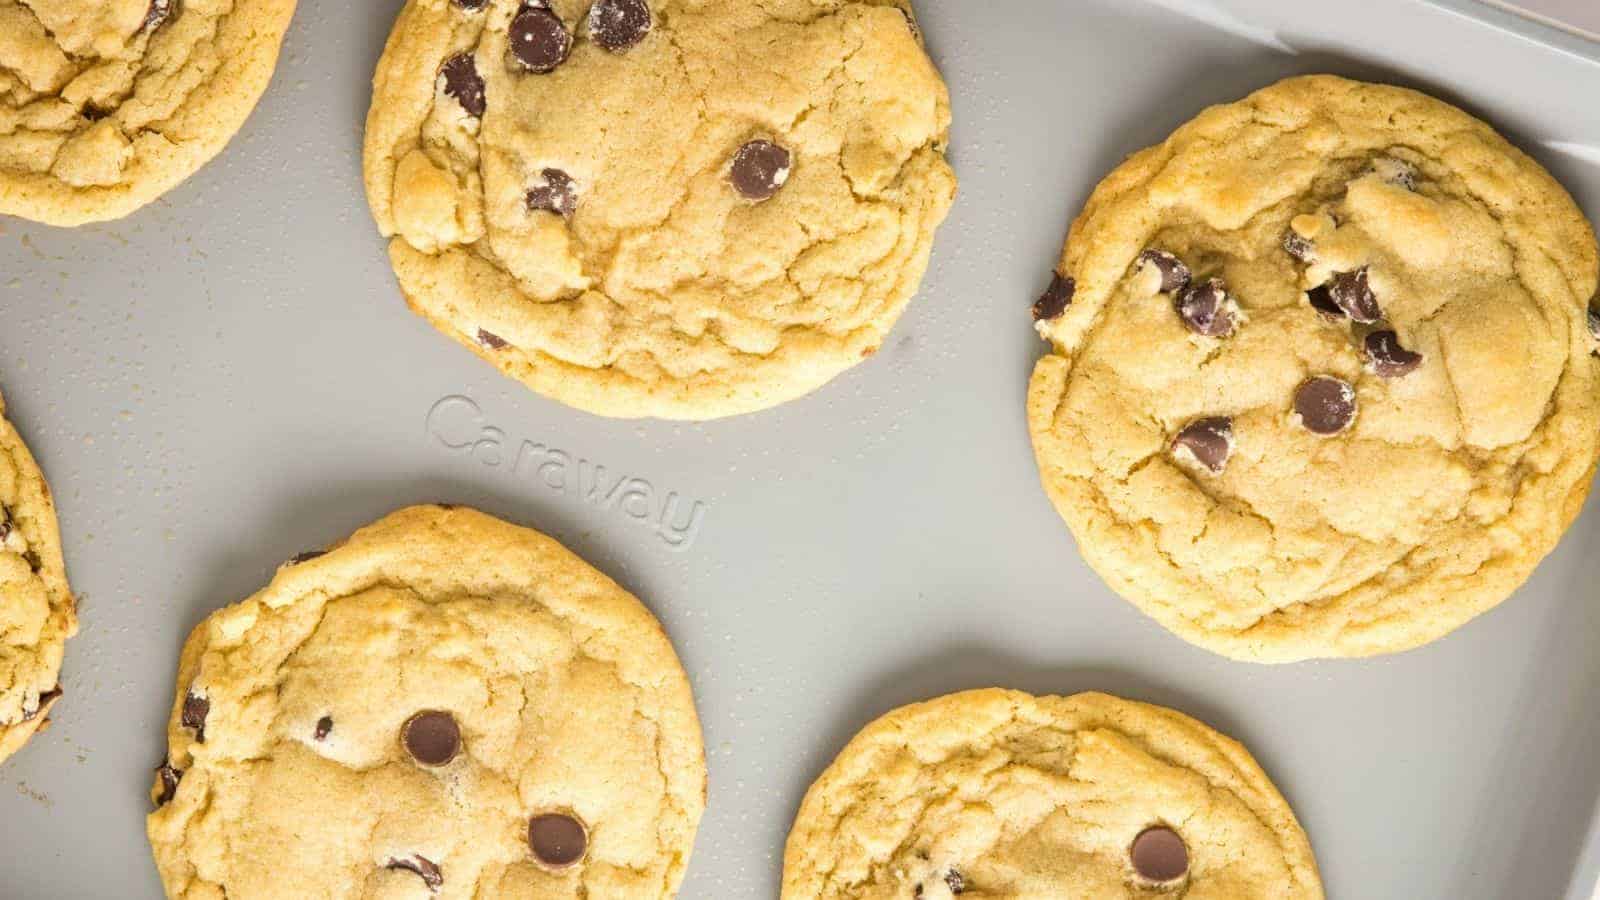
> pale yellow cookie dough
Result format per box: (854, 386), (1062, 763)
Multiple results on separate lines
(146, 505), (706, 899)
(364, 0), (955, 419)
(0, 0), (297, 225)
(783, 689), (1322, 898)
(0, 386), (75, 764)
(1028, 75), (1600, 662)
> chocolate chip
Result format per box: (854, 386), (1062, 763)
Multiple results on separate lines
(1365, 330), (1423, 378)
(22, 550), (41, 572)
(402, 711), (461, 766)
(508, 4), (572, 74)
(1172, 416), (1234, 474)
(1306, 284), (1344, 320)
(1137, 249), (1191, 294)
(944, 869), (967, 894)
(387, 855), (444, 890)
(314, 716), (333, 741)
(439, 53), (486, 119)
(526, 168), (578, 219)
(528, 813), (588, 868)
(1130, 826), (1188, 883)
(82, 106), (109, 122)
(730, 140), (792, 201)
(453, 0), (486, 9)
(1032, 273), (1075, 322)
(1283, 229), (1316, 263)
(289, 550), (325, 565)
(154, 762), (182, 807)
(1175, 278), (1237, 337)
(1295, 376), (1357, 435)
(477, 328), (510, 350)
(1326, 268), (1381, 324)
(143, 0), (176, 32)
(589, 0), (651, 52)
(182, 692), (210, 743)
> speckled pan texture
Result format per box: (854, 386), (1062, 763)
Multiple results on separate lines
(1, 1), (1599, 899)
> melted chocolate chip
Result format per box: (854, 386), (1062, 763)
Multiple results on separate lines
(1327, 268), (1381, 324)
(589, 0), (651, 52)
(508, 4), (572, 74)
(1365, 330), (1423, 378)
(1295, 376), (1357, 435)
(1306, 284), (1344, 320)
(181, 692), (210, 743)
(1137, 249), (1191, 294)
(387, 854), (444, 890)
(289, 550), (326, 565)
(143, 0), (176, 32)
(1033, 273), (1075, 322)
(402, 711), (461, 766)
(155, 762), (182, 806)
(1130, 826), (1189, 883)
(314, 716), (333, 741)
(1172, 416), (1234, 474)
(477, 328), (510, 350)
(730, 140), (792, 201)
(1283, 229), (1316, 263)
(944, 869), (967, 894)
(439, 53), (486, 119)
(529, 813), (588, 868)
(526, 168), (578, 219)
(1175, 278), (1237, 338)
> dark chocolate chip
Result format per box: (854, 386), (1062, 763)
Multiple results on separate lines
(1172, 416), (1234, 474)
(439, 53), (486, 119)
(730, 140), (792, 201)
(1295, 376), (1357, 435)
(526, 168), (578, 219)
(21, 686), (62, 722)
(1283, 230), (1316, 263)
(1306, 284), (1344, 320)
(289, 550), (326, 565)
(589, 0), (651, 52)
(182, 692), (210, 743)
(1326, 268), (1381, 324)
(944, 869), (967, 894)
(1137, 249), (1191, 294)
(402, 711), (461, 766)
(477, 328), (510, 350)
(508, 4), (572, 74)
(1130, 826), (1189, 883)
(314, 716), (333, 741)
(1175, 278), (1237, 338)
(387, 854), (444, 890)
(453, 0), (486, 10)
(155, 762), (182, 806)
(143, 0), (176, 32)
(1365, 330), (1423, 378)
(529, 812), (588, 868)
(1032, 273), (1075, 322)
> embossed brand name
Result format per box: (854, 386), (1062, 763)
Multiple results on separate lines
(426, 396), (707, 551)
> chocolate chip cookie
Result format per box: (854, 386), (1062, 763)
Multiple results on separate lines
(783, 689), (1322, 898)
(146, 505), (705, 898)
(0, 387), (76, 764)
(0, 0), (298, 225)
(1027, 75), (1600, 661)
(363, 0), (955, 419)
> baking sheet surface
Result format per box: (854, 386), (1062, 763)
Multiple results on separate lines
(2, 0), (1599, 897)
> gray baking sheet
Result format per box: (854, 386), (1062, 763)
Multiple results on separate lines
(3, 0), (1599, 897)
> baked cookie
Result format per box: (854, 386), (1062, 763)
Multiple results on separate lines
(146, 505), (706, 898)
(0, 0), (297, 226)
(783, 689), (1322, 898)
(1027, 75), (1600, 662)
(363, 0), (955, 419)
(0, 387), (76, 763)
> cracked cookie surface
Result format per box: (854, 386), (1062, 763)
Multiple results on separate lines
(782, 689), (1322, 898)
(146, 505), (705, 899)
(0, 386), (75, 764)
(0, 0), (297, 225)
(1027, 75), (1600, 662)
(363, 0), (955, 419)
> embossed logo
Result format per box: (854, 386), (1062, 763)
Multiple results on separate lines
(426, 396), (707, 551)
